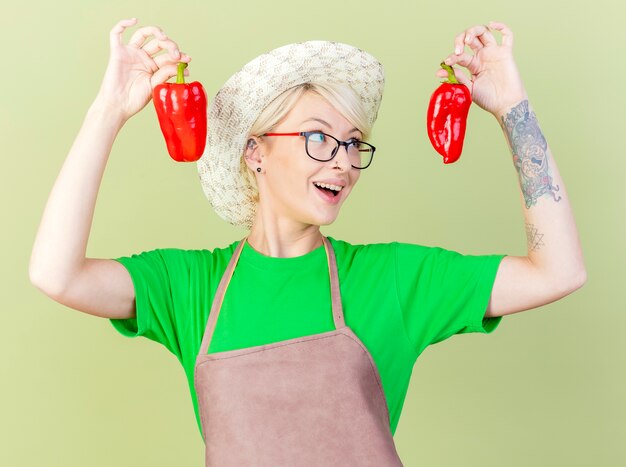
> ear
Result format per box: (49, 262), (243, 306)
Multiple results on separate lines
(243, 136), (263, 169)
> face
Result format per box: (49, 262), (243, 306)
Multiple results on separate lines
(246, 91), (363, 227)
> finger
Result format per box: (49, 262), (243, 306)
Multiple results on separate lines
(142, 37), (185, 61)
(128, 25), (168, 48)
(444, 51), (472, 67)
(454, 31), (466, 55)
(448, 66), (471, 87)
(488, 21), (514, 48)
(109, 18), (138, 49)
(467, 36), (484, 53)
(154, 51), (192, 68)
(464, 24), (498, 47)
(443, 52), (480, 74)
(152, 63), (191, 87)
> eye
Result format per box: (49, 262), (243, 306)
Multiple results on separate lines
(308, 131), (325, 143)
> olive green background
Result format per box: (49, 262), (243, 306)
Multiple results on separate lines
(2, 0), (623, 465)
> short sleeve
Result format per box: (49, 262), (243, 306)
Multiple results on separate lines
(109, 249), (186, 358)
(394, 242), (507, 355)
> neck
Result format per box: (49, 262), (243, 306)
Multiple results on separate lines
(247, 207), (323, 258)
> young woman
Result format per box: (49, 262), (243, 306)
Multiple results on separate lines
(29, 18), (586, 466)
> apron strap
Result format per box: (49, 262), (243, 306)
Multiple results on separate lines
(322, 235), (346, 329)
(198, 236), (345, 357)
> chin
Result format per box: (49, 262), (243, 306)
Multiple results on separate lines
(294, 189), (350, 226)
(316, 217), (338, 227)
(306, 210), (340, 226)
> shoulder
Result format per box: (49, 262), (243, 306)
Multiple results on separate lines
(117, 240), (241, 272)
(327, 237), (435, 261)
(178, 239), (241, 270)
(326, 237), (469, 278)
(326, 237), (403, 272)
(327, 236), (393, 255)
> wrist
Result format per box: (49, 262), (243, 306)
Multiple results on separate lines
(88, 96), (128, 128)
(493, 93), (529, 121)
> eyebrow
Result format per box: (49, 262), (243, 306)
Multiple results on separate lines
(300, 118), (360, 135)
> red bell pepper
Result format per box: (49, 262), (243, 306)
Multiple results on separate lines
(153, 62), (207, 162)
(426, 62), (472, 164)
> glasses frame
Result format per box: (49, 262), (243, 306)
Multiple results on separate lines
(261, 131), (376, 170)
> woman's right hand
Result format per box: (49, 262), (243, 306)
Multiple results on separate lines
(95, 18), (192, 123)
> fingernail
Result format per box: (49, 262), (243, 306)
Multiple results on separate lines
(455, 45), (461, 54)
(174, 49), (180, 57)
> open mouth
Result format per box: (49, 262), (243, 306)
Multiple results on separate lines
(315, 185), (340, 197)
(313, 183), (343, 197)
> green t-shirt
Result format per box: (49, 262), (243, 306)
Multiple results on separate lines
(109, 237), (506, 437)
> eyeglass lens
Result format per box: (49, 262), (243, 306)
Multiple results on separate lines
(305, 132), (373, 169)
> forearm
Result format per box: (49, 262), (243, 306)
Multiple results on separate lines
(497, 99), (586, 287)
(29, 97), (126, 294)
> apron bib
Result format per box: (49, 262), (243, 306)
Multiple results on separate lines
(194, 236), (404, 466)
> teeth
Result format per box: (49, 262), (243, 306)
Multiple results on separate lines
(314, 182), (343, 192)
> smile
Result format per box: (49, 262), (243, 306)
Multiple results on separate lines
(313, 181), (343, 196)
(312, 182), (343, 205)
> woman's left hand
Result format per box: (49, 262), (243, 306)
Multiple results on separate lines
(437, 21), (528, 118)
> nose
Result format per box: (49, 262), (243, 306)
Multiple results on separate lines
(331, 144), (352, 171)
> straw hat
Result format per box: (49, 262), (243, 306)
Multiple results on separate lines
(197, 40), (385, 229)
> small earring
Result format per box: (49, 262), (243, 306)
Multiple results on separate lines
(256, 167), (262, 173)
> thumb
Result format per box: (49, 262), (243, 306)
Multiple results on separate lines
(151, 63), (190, 88)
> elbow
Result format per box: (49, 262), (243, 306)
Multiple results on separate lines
(29, 265), (45, 291)
(557, 268), (587, 296)
(28, 256), (51, 294)
(533, 268), (587, 307)
(572, 268), (587, 290)
(29, 252), (78, 299)
(29, 266), (67, 299)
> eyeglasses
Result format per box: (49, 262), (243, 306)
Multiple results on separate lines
(261, 131), (376, 169)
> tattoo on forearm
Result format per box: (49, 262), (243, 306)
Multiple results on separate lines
(525, 222), (545, 252)
(501, 100), (562, 208)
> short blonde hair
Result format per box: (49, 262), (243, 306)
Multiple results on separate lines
(240, 81), (372, 202)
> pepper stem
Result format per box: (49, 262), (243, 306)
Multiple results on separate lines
(440, 62), (459, 84)
(176, 62), (188, 84)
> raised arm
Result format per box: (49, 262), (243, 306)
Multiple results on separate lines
(439, 22), (586, 318)
(29, 18), (192, 319)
